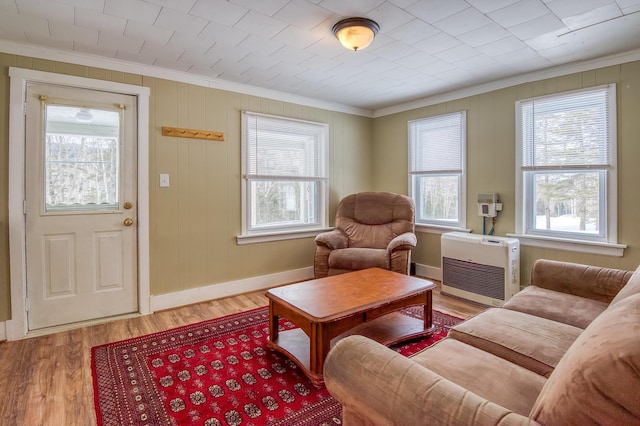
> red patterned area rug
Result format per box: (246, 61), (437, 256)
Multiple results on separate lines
(92, 306), (462, 426)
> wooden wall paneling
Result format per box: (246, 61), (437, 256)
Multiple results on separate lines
(153, 79), (181, 294)
(617, 62), (640, 271)
(493, 87), (517, 235)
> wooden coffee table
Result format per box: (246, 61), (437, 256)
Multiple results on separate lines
(265, 267), (436, 386)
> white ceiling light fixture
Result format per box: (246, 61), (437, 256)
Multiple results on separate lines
(75, 108), (94, 123)
(332, 17), (380, 51)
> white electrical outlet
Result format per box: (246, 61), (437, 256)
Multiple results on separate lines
(159, 174), (170, 187)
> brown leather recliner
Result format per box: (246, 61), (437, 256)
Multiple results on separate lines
(314, 192), (417, 278)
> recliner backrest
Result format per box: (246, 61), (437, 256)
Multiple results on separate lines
(335, 192), (415, 249)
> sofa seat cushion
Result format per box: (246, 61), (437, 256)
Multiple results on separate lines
(324, 335), (536, 426)
(411, 338), (547, 416)
(530, 293), (640, 424)
(328, 248), (388, 271)
(449, 308), (583, 377)
(502, 285), (608, 329)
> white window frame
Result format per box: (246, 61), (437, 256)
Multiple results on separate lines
(511, 84), (626, 257)
(237, 111), (329, 245)
(408, 111), (467, 231)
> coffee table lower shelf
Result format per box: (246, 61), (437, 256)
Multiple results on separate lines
(267, 311), (434, 386)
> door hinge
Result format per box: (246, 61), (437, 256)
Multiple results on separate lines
(23, 101), (27, 115)
(23, 200), (27, 215)
(25, 297), (30, 312)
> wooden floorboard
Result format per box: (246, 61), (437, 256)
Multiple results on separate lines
(0, 278), (485, 425)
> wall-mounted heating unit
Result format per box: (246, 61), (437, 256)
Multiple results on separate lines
(441, 232), (520, 307)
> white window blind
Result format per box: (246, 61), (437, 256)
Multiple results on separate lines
(409, 112), (464, 174)
(245, 113), (327, 180)
(520, 87), (611, 170)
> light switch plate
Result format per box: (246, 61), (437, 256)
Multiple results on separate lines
(159, 173), (170, 187)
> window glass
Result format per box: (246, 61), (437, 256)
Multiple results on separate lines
(45, 105), (120, 212)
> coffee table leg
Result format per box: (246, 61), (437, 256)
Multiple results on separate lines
(268, 301), (279, 342)
(424, 290), (434, 332)
(309, 322), (329, 387)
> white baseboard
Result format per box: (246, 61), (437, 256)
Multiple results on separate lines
(1, 265), (440, 340)
(149, 267), (315, 312)
(415, 263), (442, 282)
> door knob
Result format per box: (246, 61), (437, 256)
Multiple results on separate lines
(123, 218), (134, 226)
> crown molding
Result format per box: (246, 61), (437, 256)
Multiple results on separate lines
(0, 40), (373, 118)
(373, 48), (640, 118)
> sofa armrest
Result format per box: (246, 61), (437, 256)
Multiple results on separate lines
(387, 232), (417, 252)
(324, 336), (538, 426)
(530, 259), (633, 303)
(314, 229), (348, 250)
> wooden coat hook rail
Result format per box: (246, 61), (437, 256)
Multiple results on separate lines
(162, 126), (224, 141)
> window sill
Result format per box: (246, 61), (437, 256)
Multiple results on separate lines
(236, 227), (334, 245)
(415, 224), (472, 235)
(506, 233), (627, 257)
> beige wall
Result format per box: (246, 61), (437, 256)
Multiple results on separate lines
(373, 60), (640, 282)
(2, 52), (638, 324)
(0, 54), (373, 322)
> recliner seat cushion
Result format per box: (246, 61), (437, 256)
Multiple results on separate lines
(328, 248), (388, 271)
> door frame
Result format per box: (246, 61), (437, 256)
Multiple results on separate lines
(7, 67), (151, 340)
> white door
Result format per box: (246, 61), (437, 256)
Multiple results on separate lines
(24, 83), (138, 330)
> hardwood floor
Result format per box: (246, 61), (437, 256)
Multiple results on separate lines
(0, 278), (484, 425)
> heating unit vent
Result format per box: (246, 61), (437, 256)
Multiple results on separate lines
(442, 257), (505, 300)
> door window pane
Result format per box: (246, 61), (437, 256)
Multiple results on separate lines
(44, 105), (120, 212)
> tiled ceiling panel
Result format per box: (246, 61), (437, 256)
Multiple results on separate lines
(0, 0), (638, 112)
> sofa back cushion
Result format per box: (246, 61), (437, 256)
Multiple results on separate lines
(610, 264), (640, 305)
(530, 293), (640, 424)
(336, 192), (415, 249)
(530, 259), (634, 303)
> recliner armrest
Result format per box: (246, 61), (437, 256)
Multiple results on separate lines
(314, 229), (348, 250)
(324, 335), (537, 426)
(387, 232), (417, 252)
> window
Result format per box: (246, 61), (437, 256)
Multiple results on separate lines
(516, 85), (616, 243)
(45, 105), (121, 212)
(409, 111), (466, 228)
(241, 112), (328, 239)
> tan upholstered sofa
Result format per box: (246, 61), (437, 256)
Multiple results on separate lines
(314, 192), (416, 278)
(324, 259), (640, 425)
